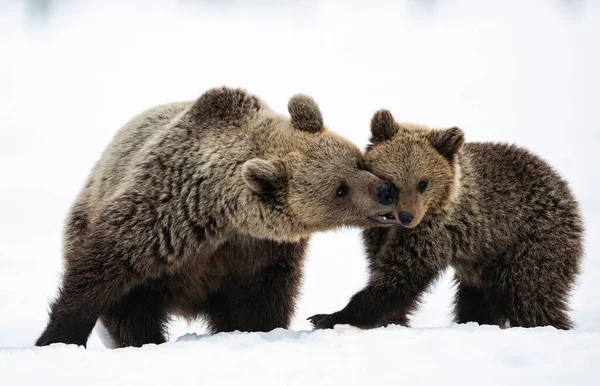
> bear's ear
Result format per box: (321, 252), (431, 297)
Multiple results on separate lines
(191, 86), (262, 123)
(427, 127), (465, 162)
(288, 94), (324, 133)
(242, 158), (287, 195)
(370, 109), (399, 146)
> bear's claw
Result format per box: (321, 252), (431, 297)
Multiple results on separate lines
(307, 313), (340, 330)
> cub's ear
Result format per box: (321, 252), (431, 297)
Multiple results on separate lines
(370, 109), (399, 146)
(242, 158), (287, 195)
(427, 127), (465, 162)
(288, 94), (324, 133)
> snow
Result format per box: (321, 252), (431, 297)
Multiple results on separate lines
(3, 325), (600, 385)
(1, 0), (599, 385)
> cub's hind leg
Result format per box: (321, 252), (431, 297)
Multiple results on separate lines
(484, 236), (580, 330)
(452, 277), (493, 326)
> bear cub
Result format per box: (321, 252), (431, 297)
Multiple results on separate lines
(36, 87), (400, 348)
(310, 109), (583, 330)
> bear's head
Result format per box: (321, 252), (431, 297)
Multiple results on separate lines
(363, 109), (464, 228)
(240, 95), (401, 241)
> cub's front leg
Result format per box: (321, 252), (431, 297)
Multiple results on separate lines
(309, 230), (448, 330)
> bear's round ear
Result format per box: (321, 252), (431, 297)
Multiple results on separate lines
(370, 109), (399, 146)
(287, 94), (324, 133)
(242, 158), (287, 195)
(427, 127), (465, 162)
(191, 86), (261, 123)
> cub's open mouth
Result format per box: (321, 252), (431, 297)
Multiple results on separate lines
(369, 213), (401, 226)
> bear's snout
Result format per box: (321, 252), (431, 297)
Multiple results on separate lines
(399, 212), (414, 226)
(376, 181), (398, 206)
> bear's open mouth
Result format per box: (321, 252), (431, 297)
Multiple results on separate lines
(369, 213), (401, 226)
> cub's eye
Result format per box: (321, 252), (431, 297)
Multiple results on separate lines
(417, 180), (429, 192)
(336, 182), (349, 198)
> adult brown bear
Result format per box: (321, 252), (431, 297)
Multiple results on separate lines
(36, 87), (400, 348)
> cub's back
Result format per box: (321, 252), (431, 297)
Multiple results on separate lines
(463, 142), (579, 232)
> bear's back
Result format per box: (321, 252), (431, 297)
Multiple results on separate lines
(464, 142), (569, 195)
(88, 101), (192, 203)
(462, 142), (579, 235)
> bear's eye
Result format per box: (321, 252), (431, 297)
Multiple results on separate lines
(336, 182), (349, 198)
(417, 180), (429, 192)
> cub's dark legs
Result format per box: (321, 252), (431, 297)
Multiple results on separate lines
(99, 282), (169, 348)
(205, 239), (307, 333)
(485, 281), (574, 330)
(484, 289), (573, 330)
(308, 285), (415, 329)
(452, 279), (492, 325)
(454, 273), (574, 330)
(309, 242), (447, 329)
(478, 235), (579, 330)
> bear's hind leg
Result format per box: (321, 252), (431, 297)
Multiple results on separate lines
(99, 282), (169, 348)
(484, 237), (579, 330)
(36, 247), (145, 347)
(452, 278), (493, 326)
(36, 267), (130, 347)
(495, 295), (574, 330)
(35, 274), (100, 347)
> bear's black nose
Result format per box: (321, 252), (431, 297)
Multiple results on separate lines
(377, 181), (398, 206)
(399, 212), (414, 225)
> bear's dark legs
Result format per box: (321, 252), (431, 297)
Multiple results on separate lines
(36, 204), (101, 347)
(35, 275), (100, 347)
(99, 282), (169, 348)
(36, 271), (113, 347)
(484, 238), (579, 330)
(309, 255), (445, 330)
(202, 239), (306, 333)
(36, 250), (143, 347)
(487, 291), (574, 330)
(452, 279), (492, 325)
(205, 258), (303, 333)
(512, 310), (573, 330)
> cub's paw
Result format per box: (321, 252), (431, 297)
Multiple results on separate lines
(307, 313), (344, 330)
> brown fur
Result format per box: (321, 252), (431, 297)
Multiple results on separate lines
(309, 109), (583, 330)
(35, 87), (399, 348)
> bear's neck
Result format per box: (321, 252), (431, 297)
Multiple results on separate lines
(432, 151), (476, 224)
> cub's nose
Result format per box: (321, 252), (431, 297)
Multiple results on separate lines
(399, 212), (414, 226)
(377, 181), (398, 206)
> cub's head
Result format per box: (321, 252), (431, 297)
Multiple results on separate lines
(363, 109), (464, 228)
(240, 95), (400, 241)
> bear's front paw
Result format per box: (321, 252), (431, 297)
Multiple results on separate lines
(307, 312), (344, 330)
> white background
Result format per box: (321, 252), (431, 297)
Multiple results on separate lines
(1, 1), (599, 384)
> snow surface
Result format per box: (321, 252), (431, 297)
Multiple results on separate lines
(3, 325), (600, 386)
(1, 0), (599, 385)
